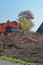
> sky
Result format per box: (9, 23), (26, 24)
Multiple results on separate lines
(0, 0), (43, 32)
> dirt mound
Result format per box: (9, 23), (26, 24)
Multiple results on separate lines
(0, 32), (43, 63)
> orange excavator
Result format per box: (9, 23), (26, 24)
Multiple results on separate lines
(0, 20), (22, 35)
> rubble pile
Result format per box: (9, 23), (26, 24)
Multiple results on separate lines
(0, 32), (43, 63)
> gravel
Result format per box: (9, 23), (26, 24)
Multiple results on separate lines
(0, 59), (23, 65)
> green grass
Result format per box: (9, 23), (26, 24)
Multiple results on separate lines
(0, 56), (39, 65)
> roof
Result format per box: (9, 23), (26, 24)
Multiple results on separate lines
(36, 22), (43, 34)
